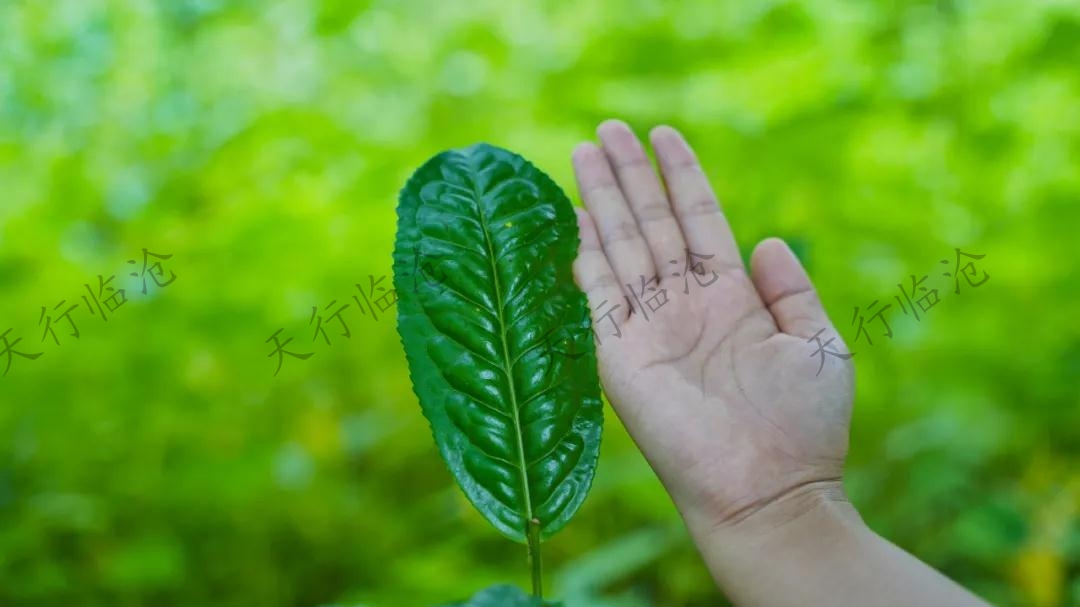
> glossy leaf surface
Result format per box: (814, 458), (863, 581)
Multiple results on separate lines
(393, 144), (603, 542)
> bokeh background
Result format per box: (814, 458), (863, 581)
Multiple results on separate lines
(1, 0), (1078, 605)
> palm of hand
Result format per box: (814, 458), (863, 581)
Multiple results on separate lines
(572, 121), (854, 526)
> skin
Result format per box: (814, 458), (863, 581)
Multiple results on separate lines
(570, 119), (991, 607)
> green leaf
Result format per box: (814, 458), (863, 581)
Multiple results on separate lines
(440, 583), (562, 606)
(393, 143), (603, 542)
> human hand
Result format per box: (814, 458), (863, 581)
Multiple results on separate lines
(570, 120), (856, 533)
(569, 120), (991, 607)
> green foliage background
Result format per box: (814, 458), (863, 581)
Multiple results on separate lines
(1, 0), (1077, 605)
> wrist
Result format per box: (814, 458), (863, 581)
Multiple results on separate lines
(682, 480), (991, 607)
(684, 478), (865, 561)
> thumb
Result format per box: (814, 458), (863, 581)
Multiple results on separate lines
(749, 238), (833, 340)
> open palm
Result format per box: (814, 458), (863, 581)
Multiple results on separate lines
(570, 121), (855, 529)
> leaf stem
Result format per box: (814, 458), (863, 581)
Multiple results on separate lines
(527, 518), (543, 598)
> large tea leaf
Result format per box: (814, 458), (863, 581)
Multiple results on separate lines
(393, 144), (603, 542)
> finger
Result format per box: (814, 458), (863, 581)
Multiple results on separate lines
(649, 125), (743, 275)
(596, 120), (687, 272)
(572, 141), (656, 290)
(749, 237), (831, 339)
(572, 207), (628, 337)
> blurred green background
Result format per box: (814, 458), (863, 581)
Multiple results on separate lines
(1, 0), (1078, 605)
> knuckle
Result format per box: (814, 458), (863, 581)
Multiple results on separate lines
(636, 200), (674, 223)
(678, 197), (719, 218)
(583, 180), (620, 199)
(601, 219), (643, 245)
(613, 156), (652, 172)
(582, 274), (619, 293)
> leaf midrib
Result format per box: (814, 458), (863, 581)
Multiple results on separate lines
(470, 159), (535, 531)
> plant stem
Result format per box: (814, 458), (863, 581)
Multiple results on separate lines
(527, 518), (543, 598)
